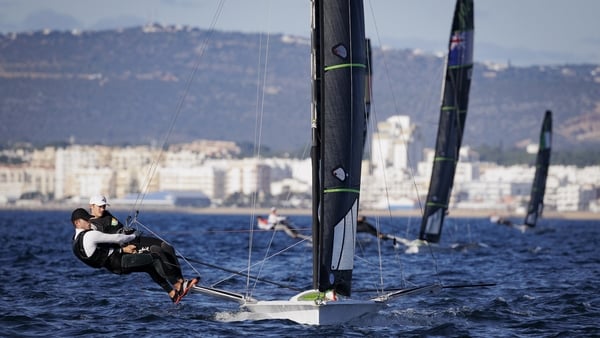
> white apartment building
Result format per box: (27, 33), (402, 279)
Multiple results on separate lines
(264, 158), (311, 198)
(554, 184), (597, 212)
(158, 166), (225, 200)
(110, 146), (160, 198)
(0, 139), (598, 213)
(224, 158), (271, 197)
(0, 165), (54, 202)
(370, 115), (422, 176)
(55, 145), (116, 200)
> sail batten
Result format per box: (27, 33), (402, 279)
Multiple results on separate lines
(419, 0), (474, 243)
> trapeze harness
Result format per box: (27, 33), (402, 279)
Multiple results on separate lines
(72, 230), (123, 273)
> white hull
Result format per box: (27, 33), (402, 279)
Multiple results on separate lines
(256, 218), (271, 230)
(388, 235), (427, 254)
(242, 290), (386, 325)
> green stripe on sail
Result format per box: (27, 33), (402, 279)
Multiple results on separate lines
(324, 187), (360, 194)
(433, 156), (456, 162)
(440, 106), (469, 113)
(447, 63), (473, 70)
(324, 63), (366, 72)
(426, 201), (448, 208)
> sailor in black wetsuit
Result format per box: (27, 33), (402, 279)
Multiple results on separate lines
(88, 195), (124, 234)
(357, 215), (391, 240)
(71, 208), (198, 303)
(88, 195), (172, 253)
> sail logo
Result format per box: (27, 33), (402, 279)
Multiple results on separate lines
(542, 131), (552, 150)
(332, 167), (347, 181)
(332, 44), (348, 59)
(448, 31), (473, 66)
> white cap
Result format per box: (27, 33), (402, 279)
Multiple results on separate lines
(271, 207), (277, 212)
(89, 195), (109, 206)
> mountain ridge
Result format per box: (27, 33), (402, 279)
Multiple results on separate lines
(1, 25), (599, 152)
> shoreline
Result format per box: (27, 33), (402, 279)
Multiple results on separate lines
(1, 204), (598, 220)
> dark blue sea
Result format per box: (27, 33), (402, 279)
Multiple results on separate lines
(1, 210), (598, 337)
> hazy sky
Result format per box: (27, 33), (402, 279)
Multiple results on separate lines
(1, 0), (598, 66)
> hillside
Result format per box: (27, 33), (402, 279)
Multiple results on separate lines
(0, 25), (599, 152)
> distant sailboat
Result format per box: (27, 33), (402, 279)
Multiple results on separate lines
(491, 110), (552, 230)
(418, 0), (474, 243)
(524, 110), (552, 227)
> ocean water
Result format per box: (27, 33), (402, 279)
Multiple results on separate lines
(0, 209), (598, 337)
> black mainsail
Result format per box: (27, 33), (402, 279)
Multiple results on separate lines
(419, 0), (474, 243)
(311, 0), (366, 297)
(524, 110), (552, 227)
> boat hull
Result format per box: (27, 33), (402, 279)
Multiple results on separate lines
(242, 290), (386, 325)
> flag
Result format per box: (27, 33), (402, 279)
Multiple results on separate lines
(448, 31), (473, 66)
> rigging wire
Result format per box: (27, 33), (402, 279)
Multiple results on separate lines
(179, 255), (303, 292)
(365, 0), (426, 218)
(124, 0), (226, 275)
(245, 0), (275, 300)
(364, 0), (447, 227)
(365, 0), (444, 284)
(128, 0), (226, 218)
(212, 237), (310, 289)
(130, 0), (225, 214)
(239, 0), (320, 300)
(128, 216), (203, 278)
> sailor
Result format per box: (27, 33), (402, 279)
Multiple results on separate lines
(267, 207), (288, 228)
(490, 212), (513, 227)
(71, 208), (198, 303)
(88, 195), (123, 233)
(89, 194), (175, 254)
(265, 207), (310, 240)
(357, 215), (391, 240)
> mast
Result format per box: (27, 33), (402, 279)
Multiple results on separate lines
(419, 0), (474, 243)
(310, 0), (322, 291)
(311, 0), (366, 297)
(524, 110), (552, 227)
(362, 38), (372, 155)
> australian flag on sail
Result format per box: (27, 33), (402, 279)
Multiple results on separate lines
(448, 30), (473, 66)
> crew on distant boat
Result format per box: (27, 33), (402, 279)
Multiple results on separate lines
(357, 215), (392, 240)
(70, 208), (199, 303)
(268, 207), (287, 227)
(256, 207), (310, 240)
(490, 213), (514, 227)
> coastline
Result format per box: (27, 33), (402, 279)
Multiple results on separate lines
(1, 203), (598, 220)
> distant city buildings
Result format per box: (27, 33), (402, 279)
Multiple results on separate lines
(1, 115), (599, 214)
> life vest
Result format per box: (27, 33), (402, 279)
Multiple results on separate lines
(72, 230), (113, 269)
(91, 211), (124, 234)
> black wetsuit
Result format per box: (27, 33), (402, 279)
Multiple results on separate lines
(72, 229), (183, 293)
(92, 211), (173, 252)
(357, 220), (379, 237)
(91, 210), (124, 234)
